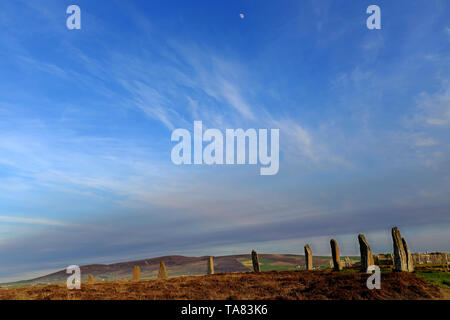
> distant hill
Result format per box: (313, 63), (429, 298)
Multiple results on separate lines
(1, 254), (344, 287)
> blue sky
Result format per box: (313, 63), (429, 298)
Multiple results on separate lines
(0, 0), (449, 282)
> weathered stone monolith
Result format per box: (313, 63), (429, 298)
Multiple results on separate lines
(304, 244), (313, 270)
(330, 239), (343, 271)
(344, 257), (352, 267)
(392, 227), (408, 271)
(88, 274), (94, 284)
(158, 261), (168, 279)
(207, 256), (215, 275)
(252, 250), (261, 273)
(358, 234), (374, 272)
(402, 238), (414, 272)
(133, 265), (140, 281)
(446, 253), (449, 272)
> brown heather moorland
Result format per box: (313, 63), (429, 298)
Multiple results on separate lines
(0, 270), (443, 300)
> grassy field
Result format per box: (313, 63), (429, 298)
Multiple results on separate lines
(238, 258), (300, 271)
(238, 255), (360, 271)
(416, 271), (450, 289)
(0, 270), (444, 300)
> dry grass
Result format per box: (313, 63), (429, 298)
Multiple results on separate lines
(0, 270), (444, 300)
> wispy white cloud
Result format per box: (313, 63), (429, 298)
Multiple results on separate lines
(416, 84), (450, 126)
(413, 137), (438, 147)
(126, 81), (178, 130)
(361, 33), (385, 54)
(0, 216), (72, 227)
(271, 119), (316, 161)
(162, 42), (257, 122)
(218, 79), (255, 120)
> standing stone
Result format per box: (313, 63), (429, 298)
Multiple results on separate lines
(88, 274), (94, 284)
(392, 227), (408, 271)
(304, 244), (313, 270)
(251, 250), (261, 273)
(133, 265), (140, 282)
(446, 253), (449, 272)
(373, 254), (379, 265)
(358, 234), (374, 272)
(207, 256), (215, 275)
(402, 238), (415, 272)
(345, 257), (352, 267)
(330, 239), (343, 271)
(158, 261), (168, 279)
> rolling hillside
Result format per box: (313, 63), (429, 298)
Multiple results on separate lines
(1, 254), (341, 287)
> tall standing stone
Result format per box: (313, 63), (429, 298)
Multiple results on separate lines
(358, 234), (374, 272)
(88, 274), (94, 284)
(446, 253), (449, 272)
(402, 238), (415, 272)
(345, 257), (352, 267)
(158, 261), (168, 279)
(251, 250), (261, 273)
(330, 239), (343, 271)
(207, 256), (215, 275)
(373, 254), (379, 265)
(392, 227), (408, 271)
(133, 265), (140, 282)
(304, 244), (313, 270)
